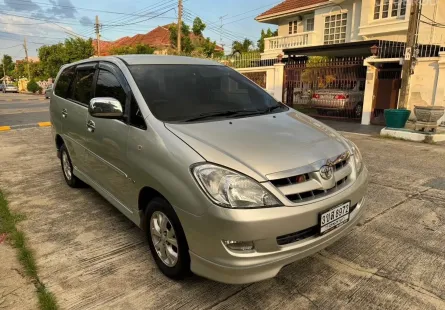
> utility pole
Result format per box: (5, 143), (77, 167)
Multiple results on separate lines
(95, 15), (101, 56)
(23, 37), (30, 80)
(2, 56), (6, 86)
(177, 0), (182, 53)
(2, 57), (5, 79)
(398, 0), (422, 109)
(219, 15), (228, 51)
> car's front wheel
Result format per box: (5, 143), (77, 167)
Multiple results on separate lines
(144, 197), (190, 279)
(60, 144), (84, 188)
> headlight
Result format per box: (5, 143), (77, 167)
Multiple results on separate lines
(192, 163), (281, 208)
(346, 140), (363, 174)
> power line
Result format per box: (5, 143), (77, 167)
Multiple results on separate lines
(101, 0), (177, 28)
(222, 13), (260, 26)
(421, 14), (445, 27)
(104, 7), (176, 28)
(0, 35), (48, 45)
(182, 10), (246, 41)
(0, 11), (89, 38)
(0, 30), (65, 40)
(183, 9), (256, 41)
(223, 1), (280, 21)
(5, 0), (184, 18)
(77, 0), (178, 38)
(0, 43), (22, 49)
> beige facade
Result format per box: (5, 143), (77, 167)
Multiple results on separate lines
(258, 0), (445, 58)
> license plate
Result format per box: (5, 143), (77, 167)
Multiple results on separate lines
(319, 202), (350, 235)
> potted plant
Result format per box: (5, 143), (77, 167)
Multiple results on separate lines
(384, 108), (411, 129)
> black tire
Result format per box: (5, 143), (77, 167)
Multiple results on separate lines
(144, 197), (191, 279)
(60, 144), (84, 188)
(353, 102), (363, 118)
(317, 109), (327, 115)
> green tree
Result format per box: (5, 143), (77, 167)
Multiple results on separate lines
(38, 38), (94, 78)
(231, 39), (253, 54)
(27, 79), (41, 93)
(257, 28), (278, 53)
(192, 17), (206, 36)
(169, 22), (193, 54)
(109, 44), (155, 55)
(0, 54), (14, 78)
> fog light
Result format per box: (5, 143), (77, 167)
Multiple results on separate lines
(223, 240), (255, 251)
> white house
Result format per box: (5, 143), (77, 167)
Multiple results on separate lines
(256, 0), (445, 59)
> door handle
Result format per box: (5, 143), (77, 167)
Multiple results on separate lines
(61, 109), (68, 118)
(87, 120), (96, 133)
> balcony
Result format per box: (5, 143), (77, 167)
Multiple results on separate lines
(264, 32), (315, 54)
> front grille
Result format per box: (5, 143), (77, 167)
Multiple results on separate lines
(276, 203), (358, 246)
(269, 155), (351, 204)
(287, 176), (348, 203)
(270, 173), (310, 187)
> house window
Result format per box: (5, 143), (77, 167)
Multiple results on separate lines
(400, 0), (407, 16)
(288, 21), (298, 34)
(374, 0), (406, 19)
(306, 18), (314, 31)
(324, 13), (347, 45)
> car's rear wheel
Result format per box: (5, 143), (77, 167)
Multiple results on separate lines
(353, 102), (363, 118)
(60, 144), (84, 188)
(144, 197), (190, 279)
(316, 109), (328, 115)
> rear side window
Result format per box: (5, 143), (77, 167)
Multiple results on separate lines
(72, 68), (96, 105)
(95, 69), (126, 108)
(54, 66), (75, 98)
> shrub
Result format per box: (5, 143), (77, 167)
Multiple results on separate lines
(27, 80), (40, 93)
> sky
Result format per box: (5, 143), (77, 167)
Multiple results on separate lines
(0, 0), (280, 60)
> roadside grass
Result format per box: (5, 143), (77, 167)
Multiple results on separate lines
(0, 190), (58, 310)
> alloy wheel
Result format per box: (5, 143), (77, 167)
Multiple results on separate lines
(62, 151), (72, 180)
(150, 211), (178, 267)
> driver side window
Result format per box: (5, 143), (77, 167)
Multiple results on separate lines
(95, 69), (127, 113)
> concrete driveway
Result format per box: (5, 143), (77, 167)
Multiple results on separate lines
(1, 128), (445, 309)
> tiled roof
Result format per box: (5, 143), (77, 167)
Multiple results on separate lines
(94, 25), (223, 56)
(256, 0), (329, 19)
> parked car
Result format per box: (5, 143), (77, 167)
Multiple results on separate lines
(311, 81), (365, 118)
(1, 83), (18, 93)
(45, 85), (53, 99)
(50, 55), (368, 284)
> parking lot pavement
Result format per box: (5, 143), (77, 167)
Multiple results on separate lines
(0, 93), (50, 128)
(1, 128), (445, 309)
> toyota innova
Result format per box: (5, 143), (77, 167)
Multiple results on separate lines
(50, 55), (368, 284)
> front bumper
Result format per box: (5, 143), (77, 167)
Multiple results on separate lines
(175, 167), (368, 284)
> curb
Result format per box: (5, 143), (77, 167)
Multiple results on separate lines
(0, 98), (47, 102)
(0, 122), (51, 131)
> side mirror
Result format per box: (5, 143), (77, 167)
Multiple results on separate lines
(88, 97), (123, 119)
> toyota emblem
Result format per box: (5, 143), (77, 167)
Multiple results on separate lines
(320, 165), (334, 180)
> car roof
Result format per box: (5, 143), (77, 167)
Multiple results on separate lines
(67, 55), (224, 67)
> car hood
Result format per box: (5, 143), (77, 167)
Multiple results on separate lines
(165, 110), (350, 181)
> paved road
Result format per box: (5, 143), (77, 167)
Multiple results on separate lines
(1, 128), (445, 309)
(0, 93), (49, 127)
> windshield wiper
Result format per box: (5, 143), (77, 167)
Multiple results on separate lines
(262, 104), (284, 114)
(183, 110), (262, 122)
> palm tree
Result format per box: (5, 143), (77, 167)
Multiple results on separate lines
(231, 39), (253, 54)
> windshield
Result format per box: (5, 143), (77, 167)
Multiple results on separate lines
(128, 64), (287, 122)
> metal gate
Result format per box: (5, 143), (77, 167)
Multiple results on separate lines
(370, 68), (402, 125)
(283, 58), (367, 121)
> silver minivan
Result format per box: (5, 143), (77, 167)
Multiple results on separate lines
(50, 55), (368, 284)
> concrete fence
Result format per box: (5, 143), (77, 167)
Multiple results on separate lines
(236, 63), (285, 102)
